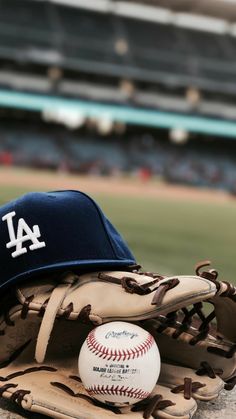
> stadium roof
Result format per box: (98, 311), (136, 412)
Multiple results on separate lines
(37, 0), (236, 32)
(113, 0), (236, 21)
(42, 0), (236, 22)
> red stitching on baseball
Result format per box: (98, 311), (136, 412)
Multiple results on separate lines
(86, 384), (150, 399)
(87, 329), (154, 361)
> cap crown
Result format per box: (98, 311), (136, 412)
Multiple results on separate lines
(0, 190), (135, 290)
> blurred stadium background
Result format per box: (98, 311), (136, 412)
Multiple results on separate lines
(0, 0), (236, 281)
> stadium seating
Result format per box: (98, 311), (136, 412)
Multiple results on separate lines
(0, 1), (236, 94)
(0, 122), (235, 192)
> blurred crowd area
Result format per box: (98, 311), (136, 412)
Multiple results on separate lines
(0, 118), (236, 194)
(0, 0), (236, 196)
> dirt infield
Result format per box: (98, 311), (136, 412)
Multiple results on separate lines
(0, 167), (231, 203)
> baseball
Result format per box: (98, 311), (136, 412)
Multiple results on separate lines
(78, 321), (160, 406)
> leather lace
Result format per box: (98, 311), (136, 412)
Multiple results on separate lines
(171, 377), (205, 400)
(132, 394), (175, 418)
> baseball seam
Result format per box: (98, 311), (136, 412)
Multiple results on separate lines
(87, 329), (154, 360)
(86, 384), (150, 399)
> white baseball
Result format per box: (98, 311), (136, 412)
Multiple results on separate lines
(78, 321), (160, 406)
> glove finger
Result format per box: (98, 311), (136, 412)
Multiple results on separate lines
(131, 385), (197, 419)
(15, 270), (216, 324)
(144, 318), (236, 379)
(159, 362), (224, 401)
(195, 261), (236, 343)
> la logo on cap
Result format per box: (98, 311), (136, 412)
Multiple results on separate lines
(2, 211), (46, 258)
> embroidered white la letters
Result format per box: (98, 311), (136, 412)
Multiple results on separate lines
(2, 211), (46, 258)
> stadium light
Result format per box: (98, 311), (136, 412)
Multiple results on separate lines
(47, 67), (63, 82)
(115, 39), (129, 55)
(169, 127), (189, 145)
(186, 87), (201, 108)
(42, 108), (85, 129)
(97, 116), (114, 135)
(119, 80), (135, 99)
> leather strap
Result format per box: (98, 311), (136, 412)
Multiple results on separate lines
(35, 274), (76, 363)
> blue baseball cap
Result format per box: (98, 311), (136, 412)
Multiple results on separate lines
(0, 190), (136, 291)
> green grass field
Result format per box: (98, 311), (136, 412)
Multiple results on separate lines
(1, 182), (236, 282)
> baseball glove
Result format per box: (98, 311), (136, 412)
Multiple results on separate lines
(0, 268), (222, 419)
(143, 261), (236, 393)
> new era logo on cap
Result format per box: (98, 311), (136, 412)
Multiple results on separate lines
(0, 190), (135, 291)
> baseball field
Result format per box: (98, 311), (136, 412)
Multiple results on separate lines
(0, 166), (235, 281)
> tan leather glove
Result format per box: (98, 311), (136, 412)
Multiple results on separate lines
(0, 268), (224, 419)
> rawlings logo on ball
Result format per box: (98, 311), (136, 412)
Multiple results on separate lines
(2, 211), (46, 258)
